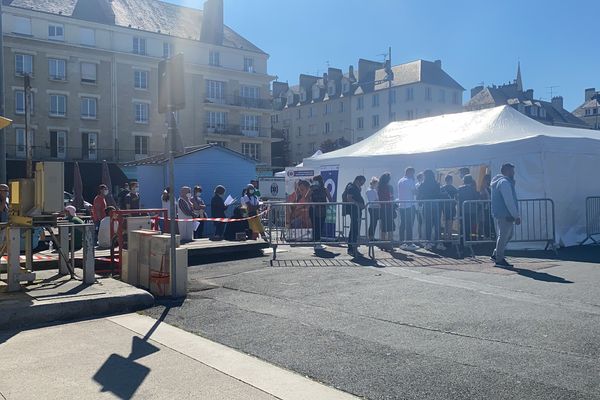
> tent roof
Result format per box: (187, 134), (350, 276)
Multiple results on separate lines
(313, 105), (600, 160)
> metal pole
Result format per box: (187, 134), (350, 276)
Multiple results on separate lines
(388, 46), (392, 122)
(24, 74), (32, 178)
(167, 110), (177, 298)
(0, 1), (6, 183)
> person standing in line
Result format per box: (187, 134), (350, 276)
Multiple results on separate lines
(417, 169), (444, 250)
(98, 206), (118, 249)
(377, 172), (395, 247)
(241, 183), (267, 241)
(0, 184), (9, 223)
(124, 181), (140, 210)
(491, 163), (520, 268)
(480, 174), (495, 240)
(457, 174), (481, 245)
(117, 182), (130, 210)
(211, 185), (228, 240)
(250, 179), (262, 199)
(365, 177), (380, 241)
(177, 186), (196, 243)
(440, 175), (458, 242)
(343, 175), (366, 257)
(309, 175), (332, 249)
(64, 205), (84, 250)
(92, 184), (108, 235)
(191, 185), (207, 239)
(414, 172), (425, 242)
(397, 168), (418, 251)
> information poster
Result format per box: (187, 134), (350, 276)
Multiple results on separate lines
(320, 166), (339, 239)
(259, 177), (285, 201)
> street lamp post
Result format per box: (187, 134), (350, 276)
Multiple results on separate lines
(0, 1), (6, 183)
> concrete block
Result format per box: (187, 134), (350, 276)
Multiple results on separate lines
(122, 249), (140, 287)
(148, 246), (188, 298)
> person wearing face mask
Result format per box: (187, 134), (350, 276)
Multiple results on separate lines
(242, 183), (267, 241)
(211, 185), (228, 240)
(124, 181), (140, 210)
(92, 184), (108, 236)
(191, 185), (207, 239)
(177, 186), (196, 243)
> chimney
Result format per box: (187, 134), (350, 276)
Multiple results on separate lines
(524, 89), (534, 100)
(348, 65), (356, 82)
(471, 85), (484, 99)
(585, 88), (596, 102)
(551, 96), (564, 110)
(434, 59), (442, 69)
(200, 0), (224, 45)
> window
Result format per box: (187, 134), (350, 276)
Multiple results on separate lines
(206, 80), (225, 100)
(308, 124), (315, 135)
(15, 90), (34, 115)
(15, 128), (32, 158)
(134, 103), (149, 123)
(342, 80), (350, 94)
(15, 54), (33, 76)
(209, 50), (220, 66)
(325, 122), (330, 134)
(133, 37), (147, 55)
(299, 88), (307, 102)
(297, 108), (302, 119)
(241, 115), (260, 136)
(438, 89), (446, 103)
(327, 82), (336, 96)
(406, 110), (414, 120)
(206, 111), (227, 131)
(390, 111), (397, 121)
(242, 143), (261, 160)
(12, 16), (31, 35)
(243, 57), (254, 72)
(389, 89), (396, 105)
(406, 87), (414, 101)
(81, 62), (97, 84)
(49, 130), (67, 159)
(356, 96), (364, 110)
(163, 42), (172, 58)
(594, 108), (598, 115)
(297, 127), (302, 137)
(372, 94), (380, 107)
(82, 132), (98, 160)
(357, 117), (364, 129)
(241, 85), (259, 99)
(49, 94), (67, 117)
(540, 108), (546, 118)
(207, 140), (227, 148)
(585, 109), (591, 116)
(530, 106), (538, 117)
(79, 28), (95, 46)
(271, 114), (279, 124)
(325, 103), (332, 115)
(48, 24), (64, 41)
(48, 59), (66, 80)
(425, 87), (432, 101)
(452, 91), (460, 105)
(372, 114), (380, 128)
(339, 101), (344, 113)
(309, 142), (316, 152)
(80, 97), (97, 119)
(134, 135), (148, 157)
(134, 70), (148, 89)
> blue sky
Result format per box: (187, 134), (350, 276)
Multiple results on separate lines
(166, 0), (599, 111)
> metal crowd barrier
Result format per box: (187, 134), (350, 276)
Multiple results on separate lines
(364, 199), (462, 258)
(462, 198), (556, 255)
(266, 201), (360, 260)
(581, 196), (600, 245)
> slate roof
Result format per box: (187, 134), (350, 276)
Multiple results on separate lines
(573, 98), (600, 117)
(3, 0), (265, 53)
(374, 60), (464, 91)
(121, 144), (256, 167)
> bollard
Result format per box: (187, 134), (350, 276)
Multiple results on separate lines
(58, 225), (69, 275)
(82, 224), (95, 284)
(7, 227), (21, 292)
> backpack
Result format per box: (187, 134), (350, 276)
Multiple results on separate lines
(341, 183), (351, 215)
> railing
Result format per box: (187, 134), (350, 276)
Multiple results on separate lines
(204, 93), (272, 110)
(204, 123), (270, 138)
(5, 145), (161, 163)
(266, 202), (359, 259)
(462, 198), (556, 254)
(581, 196), (600, 245)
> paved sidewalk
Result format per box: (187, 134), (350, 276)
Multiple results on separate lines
(0, 313), (357, 400)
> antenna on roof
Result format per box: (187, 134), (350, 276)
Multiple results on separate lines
(546, 85), (560, 99)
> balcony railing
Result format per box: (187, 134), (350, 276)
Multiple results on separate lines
(204, 123), (270, 138)
(203, 93), (272, 110)
(5, 145), (161, 163)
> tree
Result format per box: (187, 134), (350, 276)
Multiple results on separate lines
(320, 137), (351, 153)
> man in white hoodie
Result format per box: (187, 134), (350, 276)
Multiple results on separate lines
(490, 163), (521, 267)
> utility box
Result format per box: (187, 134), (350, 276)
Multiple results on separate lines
(35, 162), (64, 214)
(9, 179), (35, 216)
(127, 229), (160, 288)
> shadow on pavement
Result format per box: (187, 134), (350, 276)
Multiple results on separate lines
(314, 248), (340, 258)
(188, 249), (265, 266)
(509, 267), (574, 283)
(471, 244), (600, 264)
(93, 307), (170, 399)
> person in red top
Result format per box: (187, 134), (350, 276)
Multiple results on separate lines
(93, 184), (108, 229)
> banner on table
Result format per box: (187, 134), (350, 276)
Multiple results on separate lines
(320, 165), (339, 240)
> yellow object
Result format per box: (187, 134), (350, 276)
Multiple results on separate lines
(8, 215), (33, 226)
(0, 116), (12, 130)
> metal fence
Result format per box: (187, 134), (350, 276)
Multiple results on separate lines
(266, 201), (359, 259)
(581, 196), (600, 245)
(462, 198), (556, 254)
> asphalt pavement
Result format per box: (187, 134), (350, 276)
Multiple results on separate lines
(143, 245), (600, 400)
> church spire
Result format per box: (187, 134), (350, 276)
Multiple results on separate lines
(515, 61), (523, 92)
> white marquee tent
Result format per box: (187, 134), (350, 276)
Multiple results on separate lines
(302, 106), (600, 246)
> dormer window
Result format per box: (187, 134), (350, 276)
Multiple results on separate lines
(312, 85), (320, 100)
(286, 92), (294, 106)
(530, 106), (538, 117)
(299, 88), (307, 102)
(342, 79), (350, 94)
(327, 81), (336, 96)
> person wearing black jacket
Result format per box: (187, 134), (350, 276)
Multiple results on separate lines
(211, 185), (228, 240)
(309, 175), (332, 248)
(416, 169), (443, 249)
(343, 175), (366, 257)
(457, 174), (481, 244)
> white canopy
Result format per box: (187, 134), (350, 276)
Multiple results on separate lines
(303, 106), (600, 246)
